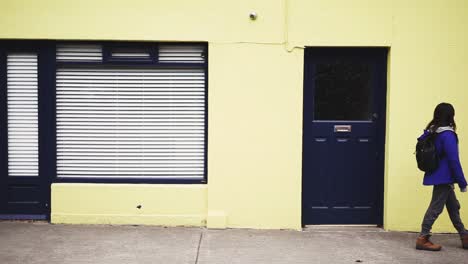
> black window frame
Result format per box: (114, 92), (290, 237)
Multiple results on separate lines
(104, 42), (157, 63)
(1, 40), (208, 185)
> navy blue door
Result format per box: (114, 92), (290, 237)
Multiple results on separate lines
(0, 42), (52, 220)
(302, 48), (387, 225)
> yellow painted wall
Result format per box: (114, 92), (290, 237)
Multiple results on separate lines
(0, 0), (284, 43)
(52, 184), (208, 226)
(382, 1), (468, 233)
(2, 0), (468, 232)
(287, 0), (393, 47)
(207, 43), (303, 229)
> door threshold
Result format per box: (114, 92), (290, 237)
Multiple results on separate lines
(306, 225), (378, 227)
(303, 225), (384, 232)
(0, 214), (48, 221)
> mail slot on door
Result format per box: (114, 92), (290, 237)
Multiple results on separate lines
(334, 125), (352, 133)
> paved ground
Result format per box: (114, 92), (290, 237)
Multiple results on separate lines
(0, 222), (466, 264)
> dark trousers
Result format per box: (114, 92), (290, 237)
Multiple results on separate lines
(421, 184), (467, 237)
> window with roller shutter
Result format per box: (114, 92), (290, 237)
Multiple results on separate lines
(54, 43), (208, 182)
(1, 41), (208, 187)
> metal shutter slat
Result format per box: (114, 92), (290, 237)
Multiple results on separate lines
(112, 52), (151, 58)
(58, 161), (203, 164)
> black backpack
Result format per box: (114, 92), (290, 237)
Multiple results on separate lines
(415, 132), (439, 172)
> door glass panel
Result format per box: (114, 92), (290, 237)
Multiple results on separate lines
(7, 53), (39, 177)
(314, 61), (372, 121)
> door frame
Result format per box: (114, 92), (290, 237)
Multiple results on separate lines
(301, 47), (388, 226)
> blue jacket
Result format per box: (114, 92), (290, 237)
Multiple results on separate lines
(418, 128), (467, 189)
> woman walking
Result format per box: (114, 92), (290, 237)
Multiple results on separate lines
(416, 103), (468, 251)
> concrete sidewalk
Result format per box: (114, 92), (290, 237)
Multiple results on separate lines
(0, 222), (466, 264)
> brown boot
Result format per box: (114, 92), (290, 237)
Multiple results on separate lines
(416, 235), (442, 251)
(461, 234), (468, 249)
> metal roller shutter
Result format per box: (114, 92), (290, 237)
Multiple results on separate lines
(7, 53), (39, 177)
(55, 66), (206, 179)
(56, 44), (103, 62)
(158, 45), (205, 63)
